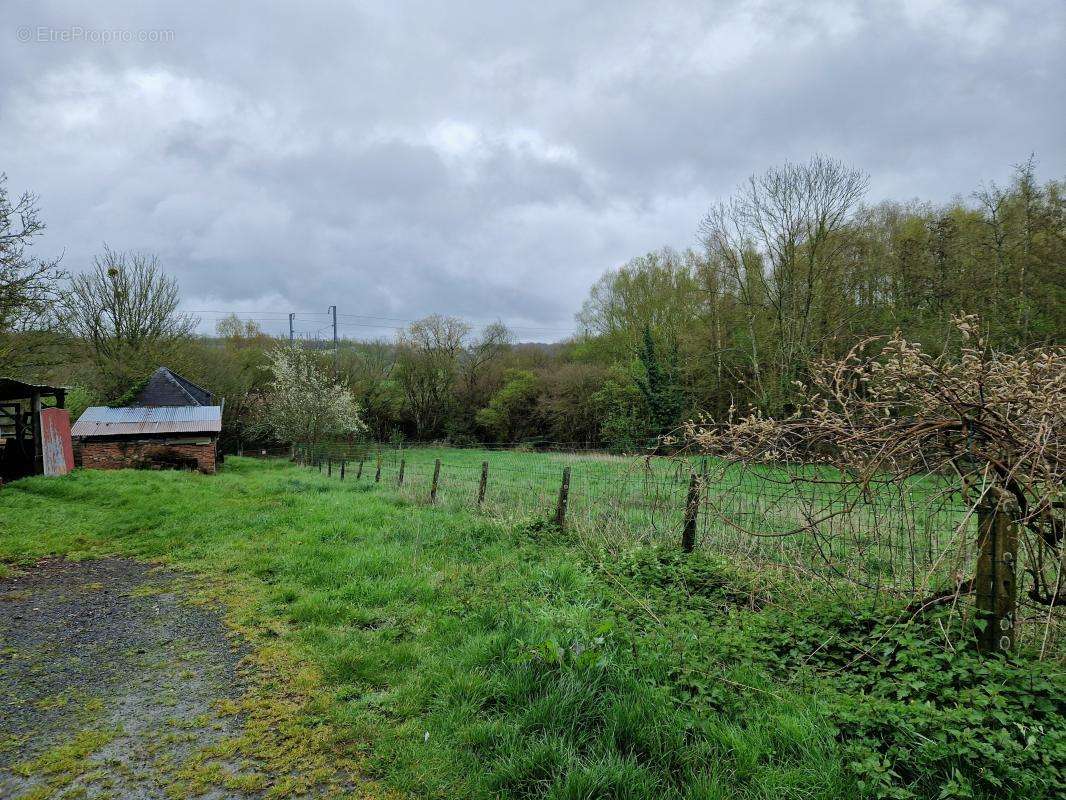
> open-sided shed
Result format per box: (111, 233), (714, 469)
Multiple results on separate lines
(0, 378), (67, 481)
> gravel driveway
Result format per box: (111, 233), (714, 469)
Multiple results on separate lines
(0, 557), (259, 799)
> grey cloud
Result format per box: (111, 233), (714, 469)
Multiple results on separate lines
(0, 0), (1062, 339)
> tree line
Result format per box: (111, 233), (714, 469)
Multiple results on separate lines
(1, 155), (1063, 452)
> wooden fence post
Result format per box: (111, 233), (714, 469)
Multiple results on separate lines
(327, 458), (332, 477)
(397, 458), (406, 487)
(554, 467), (571, 529)
(340, 460), (346, 480)
(356, 460), (364, 480)
(430, 459), (441, 503)
(375, 451), (382, 483)
(477, 461), (489, 507)
(318, 459), (323, 473)
(975, 491), (1019, 653)
(682, 472), (701, 553)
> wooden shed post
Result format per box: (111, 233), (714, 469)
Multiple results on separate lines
(31, 392), (42, 474)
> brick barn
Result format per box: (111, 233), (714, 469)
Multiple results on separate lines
(71, 368), (222, 474)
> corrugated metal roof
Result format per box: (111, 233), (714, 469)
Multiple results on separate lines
(71, 406), (222, 437)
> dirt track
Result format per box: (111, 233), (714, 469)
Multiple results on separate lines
(0, 557), (258, 799)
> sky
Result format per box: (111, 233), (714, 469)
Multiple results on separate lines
(2, 1), (1063, 342)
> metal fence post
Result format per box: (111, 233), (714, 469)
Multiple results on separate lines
(554, 466), (571, 529)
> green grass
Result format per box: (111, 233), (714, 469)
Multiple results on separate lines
(1, 458), (1062, 799)
(314, 444), (975, 596)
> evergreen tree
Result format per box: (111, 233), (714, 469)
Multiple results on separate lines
(635, 325), (684, 439)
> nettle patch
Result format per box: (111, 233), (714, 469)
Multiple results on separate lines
(604, 548), (1066, 799)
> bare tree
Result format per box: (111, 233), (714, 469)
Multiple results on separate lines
(58, 246), (197, 399)
(394, 315), (471, 437)
(682, 315), (1064, 652)
(699, 155), (869, 411)
(0, 174), (65, 374)
(459, 321), (512, 399)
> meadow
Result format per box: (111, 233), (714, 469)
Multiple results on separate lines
(307, 443), (977, 599)
(1, 457), (1062, 799)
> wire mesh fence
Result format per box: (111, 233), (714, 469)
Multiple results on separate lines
(290, 440), (1063, 657)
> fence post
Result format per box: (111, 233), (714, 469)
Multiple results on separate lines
(682, 472), (701, 553)
(356, 459), (364, 480)
(375, 451), (381, 483)
(974, 491), (1019, 653)
(318, 459), (323, 473)
(477, 461), (489, 507)
(340, 460), (346, 480)
(430, 458), (441, 503)
(327, 458), (332, 477)
(554, 466), (571, 530)
(398, 458), (406, 487)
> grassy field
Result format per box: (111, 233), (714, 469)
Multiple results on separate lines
(310, 444), (975, 596)
(1, 457), (1062, 799)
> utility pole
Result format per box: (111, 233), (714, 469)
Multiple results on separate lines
(289, 312), (295, 342)
(329, 305), (338, 372)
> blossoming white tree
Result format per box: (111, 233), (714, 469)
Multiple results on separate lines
(254, 344), (365, 450)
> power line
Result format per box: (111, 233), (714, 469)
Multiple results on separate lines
(182, 308), (577, 336)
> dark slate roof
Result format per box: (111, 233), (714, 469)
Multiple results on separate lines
(131, 367), (213, 407)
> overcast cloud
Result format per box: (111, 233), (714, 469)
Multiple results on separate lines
(2, 0), (1063, 340)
